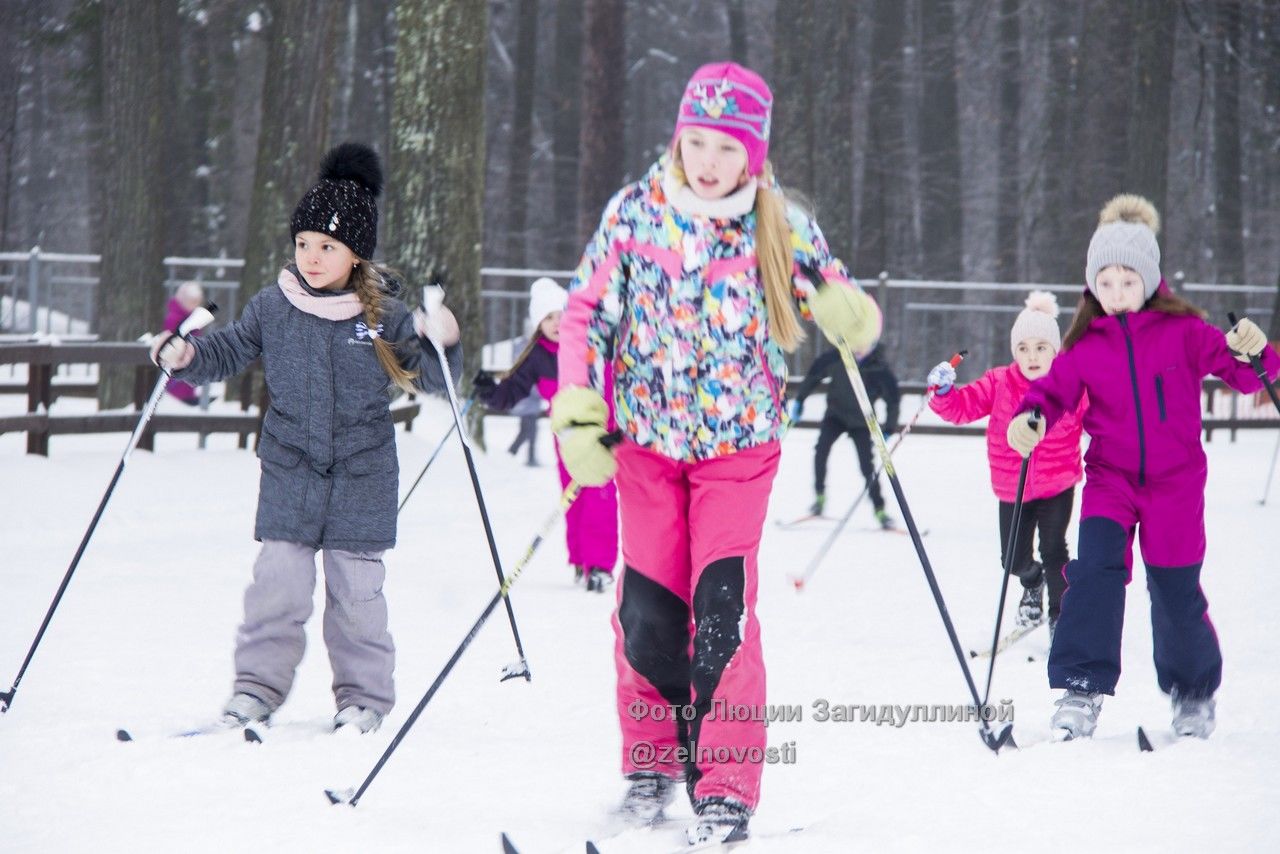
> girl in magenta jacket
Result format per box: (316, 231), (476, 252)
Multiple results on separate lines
(927, 291), (1086, 631)
(1008, 195), (1280, 742)
(475, 277), (619, 592)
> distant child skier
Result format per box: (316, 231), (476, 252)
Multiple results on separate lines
(791, 344), (900, 527)
(162, 281), (208, 405)
(474, 276), (620, 591)
(926, 291), (1086, 631)
(1007, 195), (1280, 741)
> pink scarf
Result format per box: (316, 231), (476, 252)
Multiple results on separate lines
(276, 268), (364, 321)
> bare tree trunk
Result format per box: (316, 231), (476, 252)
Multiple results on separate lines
(771, 0), (815, 194)
(1072, 1), (1132, 236)
(96, 0), (178, 407)
(504, 0), (539, 266)
(552, 0), (584, 265)
(917, 0), (963, 280)
(0, 2), (30, 249)
(727, 0), (749, 65)
(577, 0), (625, 247)
(1032, 2), (1083, 282)
(1213, 0), (1245, 285)
(994, 0), (1021, 283)
(239, 0), (340, 305)
(813, 0), (855, 260)
(856, 0), (905, 278)
(386, 0), (487, 377)
(1125, 0), (1176, 222)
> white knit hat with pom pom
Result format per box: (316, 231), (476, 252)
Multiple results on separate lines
(1010, 290), (1062, 355)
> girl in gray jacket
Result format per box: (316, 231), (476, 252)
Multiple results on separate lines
(151, 143), (462, 734)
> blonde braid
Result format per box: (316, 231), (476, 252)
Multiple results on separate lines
(352, 260), (419, 394)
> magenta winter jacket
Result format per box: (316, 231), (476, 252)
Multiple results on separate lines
(931, 363), (1086, 502)
(1017, 304), (1280, 485)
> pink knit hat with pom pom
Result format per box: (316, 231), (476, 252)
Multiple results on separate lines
(672, 62), (773, 176)
(1010, 290), (1062, 355)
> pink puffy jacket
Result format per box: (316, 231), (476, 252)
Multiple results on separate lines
(930, 363), (1086, 502)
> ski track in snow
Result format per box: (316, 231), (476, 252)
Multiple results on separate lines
(1, 393), (1277, 852)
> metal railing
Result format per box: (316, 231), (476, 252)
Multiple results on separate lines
(2, 249), (1275, 400)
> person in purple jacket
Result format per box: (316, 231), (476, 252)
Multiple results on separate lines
(474, 277), (620, 592)
(1007, 194), (1280, 742)
(162, 281), (207, 405)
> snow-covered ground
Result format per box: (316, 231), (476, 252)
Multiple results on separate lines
(1, 391), (1277, 853)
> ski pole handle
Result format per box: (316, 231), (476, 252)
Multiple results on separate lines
(926, 350), (968, 392)
(1229, 312), (1280, 416)
(176, 302), (218, 337)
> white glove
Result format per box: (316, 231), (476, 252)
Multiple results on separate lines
(149, 332), (195, 371)
(1006, 411), (1046, 458)
(1226, 318), (1266, 362)
(413, 287), (460, 347)
(926, 361), (956, 394)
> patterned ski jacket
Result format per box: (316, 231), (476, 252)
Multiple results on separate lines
(559, 157), (879, 462)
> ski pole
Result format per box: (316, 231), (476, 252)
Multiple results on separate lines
(397, 398), (472, 515)
(980, 408), (1040, 707)
(1228, 312), (1280, 416)
(791, 350), (967, 591)
(1, 304), (217, 715)
(1261, 429), (1280, 506)
(325, 465), (611, 808)
(799, 265), (1013, 753)
(422, 285), (531, 683)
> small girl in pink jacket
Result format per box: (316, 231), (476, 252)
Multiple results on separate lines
(926, 291), (1086, 633)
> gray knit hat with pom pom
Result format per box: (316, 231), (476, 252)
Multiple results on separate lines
(1085, 194), (1162, 299)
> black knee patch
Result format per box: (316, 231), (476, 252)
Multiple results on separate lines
(691, 557), (747, 703)
(618, 566), (692, 710)
(685, 556), (747, 796)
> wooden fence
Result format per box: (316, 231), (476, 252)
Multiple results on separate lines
(0, 342), (419, 455)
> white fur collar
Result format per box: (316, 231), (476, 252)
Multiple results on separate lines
(662, 169), (757, 219)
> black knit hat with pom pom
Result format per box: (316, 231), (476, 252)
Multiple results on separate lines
(290, 142), (383, 260)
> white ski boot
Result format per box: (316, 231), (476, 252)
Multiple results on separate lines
(619, 771), (678, 826)
(334, 705), (384, 734)
(686, 798), (751, 846)
(1050, 689), (1103, 740)
(1171, 690), (1216, 739)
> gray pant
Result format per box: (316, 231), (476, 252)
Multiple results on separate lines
(232, 540), (395, 714)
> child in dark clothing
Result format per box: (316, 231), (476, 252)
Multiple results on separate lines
(791, 344), (900, 527)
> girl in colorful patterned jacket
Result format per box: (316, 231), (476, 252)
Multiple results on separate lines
(474, 276), (619, 592)
(1007, 195), (1280, 742)
(150, 143), (462, 737)
(549, 62), (881, 845)
(925, 291), (1087, 637)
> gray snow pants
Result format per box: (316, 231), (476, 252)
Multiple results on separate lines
(232, 540), (395, 714)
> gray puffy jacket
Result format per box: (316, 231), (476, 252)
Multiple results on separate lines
(176, 271), (463, 551)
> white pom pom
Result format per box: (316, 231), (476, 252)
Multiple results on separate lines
(1023, 290), (1059, 318)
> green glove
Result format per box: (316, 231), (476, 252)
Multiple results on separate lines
(808, 281), (880, 355)
(551, 386), (617, 486)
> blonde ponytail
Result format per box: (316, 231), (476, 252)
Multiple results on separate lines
(351, 259), (419, 395)
(754, 164), (804, 352)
